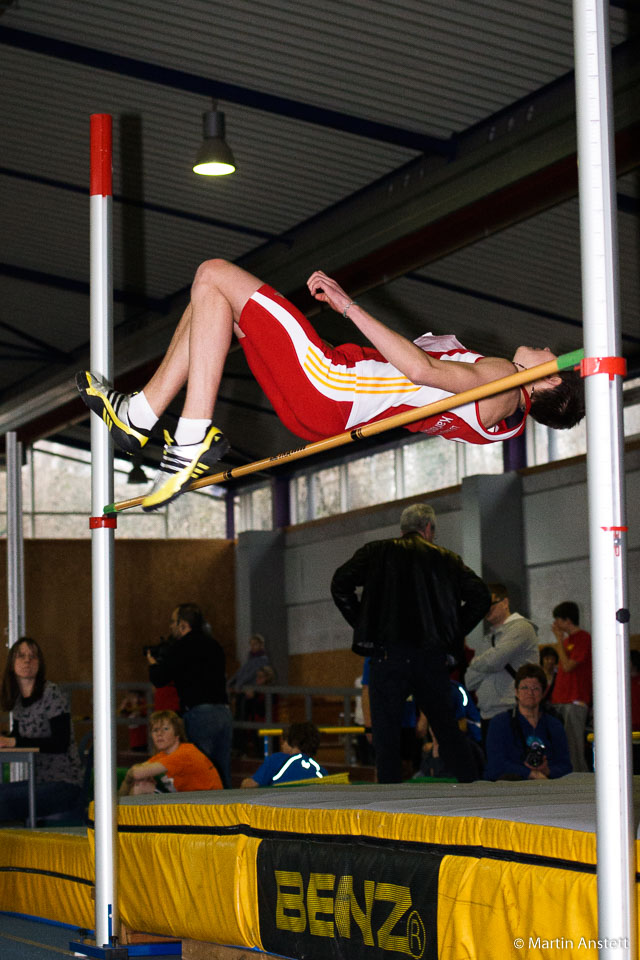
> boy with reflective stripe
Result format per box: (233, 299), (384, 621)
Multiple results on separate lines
(240, 721), (327, 788)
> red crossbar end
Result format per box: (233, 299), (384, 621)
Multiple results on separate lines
(580, 356), (627, 381)
(89, 515), (118, 529)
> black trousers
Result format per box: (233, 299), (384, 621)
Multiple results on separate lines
(369, 649), (480, 784)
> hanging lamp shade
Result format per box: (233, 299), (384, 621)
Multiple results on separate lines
(127, 462), (148, 485)
(193, 107), (236, 176)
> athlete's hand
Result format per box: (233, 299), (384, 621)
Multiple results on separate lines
(307, 270), (352, 316)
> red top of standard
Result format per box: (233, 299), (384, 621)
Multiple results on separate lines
(90, 113), (112, 197)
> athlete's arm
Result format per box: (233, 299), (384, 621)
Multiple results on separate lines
(307, 270), (515, 393)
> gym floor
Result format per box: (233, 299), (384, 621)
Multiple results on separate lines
(0, 914), (176, 960)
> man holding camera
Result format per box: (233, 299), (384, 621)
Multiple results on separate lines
(147, 603), (232, 788)
(483, 663), (571, 781)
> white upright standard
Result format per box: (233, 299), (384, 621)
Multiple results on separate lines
(89, 112), (120, 950)
(6, 431), (27, 785)
(573, 2), (635, 956)
(6, 431), (25, 646)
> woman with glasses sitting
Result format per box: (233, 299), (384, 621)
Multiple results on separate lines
(0, 638), (84, 822)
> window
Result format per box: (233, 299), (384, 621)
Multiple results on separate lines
(403, 436), (458, 497)
(234, 484), (273, 534)
(0, 440), (227, 539)
(623, 377), (640, 439)
(310, 466), (341, 519)
(290, 433), (504, 524)
(460, 438), (504, 478)
(526, 375), (639, 467)
(348, 450), (396, 510)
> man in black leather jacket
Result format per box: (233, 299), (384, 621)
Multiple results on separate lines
(331, 503), (491, 783)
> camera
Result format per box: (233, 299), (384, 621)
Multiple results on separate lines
(525, 739), (546, 768)
(142, 639), (173, 662)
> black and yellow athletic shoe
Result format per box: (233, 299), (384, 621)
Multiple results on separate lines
(75, 371), (151, 454)
(141, 424), (229, 512)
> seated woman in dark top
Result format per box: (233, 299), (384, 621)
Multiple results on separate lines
(484, 663), (572, 781)
(0, 637), (83, 821)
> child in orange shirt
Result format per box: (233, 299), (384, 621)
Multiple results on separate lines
(119, 710), (222, 795)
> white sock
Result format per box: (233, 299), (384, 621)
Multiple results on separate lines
(128, 391), (158, 431)
(174, 417), (211, 446)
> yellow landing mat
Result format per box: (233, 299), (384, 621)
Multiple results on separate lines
(0, 827), (93, 930)
(1, 775), (638, 959)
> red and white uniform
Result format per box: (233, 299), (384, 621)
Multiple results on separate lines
(238, 285), (529, 444)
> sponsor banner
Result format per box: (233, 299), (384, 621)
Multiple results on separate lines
(257, 838), (441, 960)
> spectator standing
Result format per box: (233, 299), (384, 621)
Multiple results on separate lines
(331, 502), (490, 784)
(417, 678), (484, 778)
(353, 670), (375, 766)
(148, 603), (232, 788)
(539, 646), (559, 702)
(359, 656), (419, 775)
(228, 633), (270, 691)
(119, 689), (148, 753)
(465, 584), (539, 742)
(228, 633), (271, 754)
(484, 664), (571, 781)
(550, 601), (593, 773)
(241, 665), (277, 757)
(630, 650), (640, 731)
(629, 651), (640, 775)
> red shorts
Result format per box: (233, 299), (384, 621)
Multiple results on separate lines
(238, 285), (367, 441)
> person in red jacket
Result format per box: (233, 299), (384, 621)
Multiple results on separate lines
(550, 601), (592, 772)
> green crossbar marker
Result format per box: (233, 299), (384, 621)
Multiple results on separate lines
(557, 348), (584, 371)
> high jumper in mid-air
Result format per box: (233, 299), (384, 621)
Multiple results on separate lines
(77, 259), (584, 512)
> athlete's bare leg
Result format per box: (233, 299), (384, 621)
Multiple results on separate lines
(143, 259), (263, 420)
(74, 259), (265, 507)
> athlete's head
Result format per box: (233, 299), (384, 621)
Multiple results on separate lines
(528, 368), (585, 431)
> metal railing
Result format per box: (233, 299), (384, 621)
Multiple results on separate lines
(59, 681), (364, 766)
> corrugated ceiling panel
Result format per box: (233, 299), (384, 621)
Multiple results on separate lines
(358, 275), (580, 363)
(3, 0), (630, 138)
(0, 273), (126, 354)
(420, 198), (639, 336)
(0, 45), (415, 231)
(0, 171), (257, 298)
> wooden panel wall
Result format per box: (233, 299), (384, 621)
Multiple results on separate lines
(0, 539), (237, 687)
(288, 649), (363, 688)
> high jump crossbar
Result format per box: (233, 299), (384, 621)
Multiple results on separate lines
(106, 349), (583, 514)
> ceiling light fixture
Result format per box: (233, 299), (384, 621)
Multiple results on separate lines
(193, 101), (236, 176)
